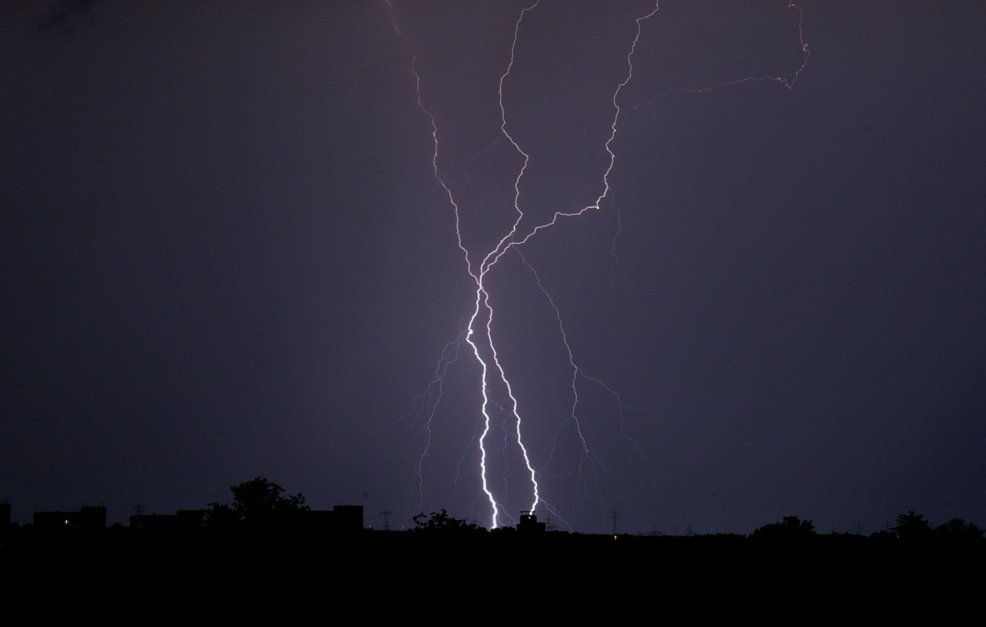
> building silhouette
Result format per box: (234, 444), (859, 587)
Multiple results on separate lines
(130, 509), (205, 534)
(518, 511), (545, 534)
(34, 505), (106, 532)
(329, 505), (363, 532)
(298, 505), (363, 533)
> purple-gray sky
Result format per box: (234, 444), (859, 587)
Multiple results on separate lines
(2, 1), (984, 533)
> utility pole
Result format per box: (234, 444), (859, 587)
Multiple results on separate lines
(610, 510), (620, 536)
(379, 510), (392, 531)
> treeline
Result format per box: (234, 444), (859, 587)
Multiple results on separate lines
(3, 477), (983, 553)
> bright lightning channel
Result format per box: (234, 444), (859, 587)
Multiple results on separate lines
(388, 0), (662, 529)
(386, 0), (809, 530)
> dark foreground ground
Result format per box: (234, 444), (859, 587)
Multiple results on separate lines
(4, 526), (984, 610)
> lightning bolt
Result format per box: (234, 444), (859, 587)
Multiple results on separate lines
(386, 0), (809, 529)
(389, 0), (661, 528)
(386, 0), (543, 527)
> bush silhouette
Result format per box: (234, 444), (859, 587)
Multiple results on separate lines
(412, 509), (483, 534)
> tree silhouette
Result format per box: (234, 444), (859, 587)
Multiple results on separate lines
(205, 476), (309, 529)
(893, 511), (932, 541)
(934, 518), (984, 543)
(751, 515), (816, 542)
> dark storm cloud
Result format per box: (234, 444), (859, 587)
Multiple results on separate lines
(38, 0), (97, 34)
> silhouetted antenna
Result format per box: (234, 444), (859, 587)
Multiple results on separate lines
(379, 510), (392, 531)
(133, 504), (145, 516)
(610, 510), (620, 536)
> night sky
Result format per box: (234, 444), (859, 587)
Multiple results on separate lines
(2, 1), (984, 533)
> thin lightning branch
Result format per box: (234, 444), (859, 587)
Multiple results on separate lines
(512, 249), (601, 496)
(515, 248), (654, 492)
(538, 498), (573, 531)
(482, 1), (661, 273)
(446, 137), (504, 180)
(630, 1), (811, 111)
(581, 372), (655, 471)
(385, 0), (479, 282)
(789, 1), (811, 87)
(414, 335), (465, 511)
(606, 195), (625, 310)
(452, 426), (476, 488)
(491, 0), (539, 263)
(514, 249), (590, 455)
